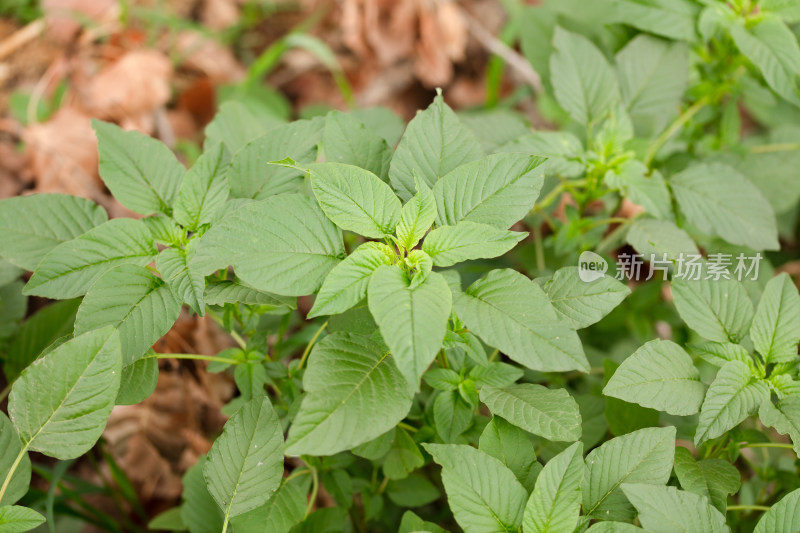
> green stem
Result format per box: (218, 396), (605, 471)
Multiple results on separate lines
(229, 329), (247, 349)
(532, 222), (545, 274)
(155, 353), (241, 365)
(584, 217), (631, 231)
(305, 466), (319, 519)
(738, 442), (795, 450)
(488, 349), (500, 363)
(221, 507), (231, 533)
(750, 142), (800, 154)
(0, 382), (12, 404)
(397, 422), (418, 433)
(377, 476), (390, 495)
(298, 321), (329, 370)
(644, 96), (710, 166)
(727, 505), (769, 512)
(284, 469), (310, 484)
(0, 447), (28, 503)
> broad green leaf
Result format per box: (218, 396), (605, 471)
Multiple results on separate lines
(204, 101), (284, 154)
(670, 163), (779, 251)
(615, 35), (689, 135)
(453, 269), (589, 372)
(603, 358), (660, 437)
(309, 163), (401, 238)
(0, 260), (22, 287)
(762, 0), (800, 21)
(350, 107), (404, 146)
(231, 476), (309, 533)
(0, 282), (26, 342)
(758, 394), (800, 455)
(172, 142), (230, 230)
(389, 92), (483, 201)
(398, 511), (447, 533)
(754, 487), (800, 533)
(609, 0), (698, 41)
(368, 267), (451, 388)
(422, 222), (526, 267)
(195, 195), (344, 296)
(460, 109), (530, 152)
(116, 355), (158, 405)
(695, 361), (769, 445)
(181, 457), (224, 533)
(671, 277), (754, 343)
(730, 15), (800, 107)
(738, 139), (800, 214)
(750, 272), (800, 364)
(604, 162), (672, 220)
(433, 153), (546, 229)
(626, 218), (699, 262)
(480, 384), (581, 442)
(8, 327), (122, 459)
(0, 414), (30, 507)
(204, 280), (295, 309)
(147, 508), (185, 531)
(689, 341), (752, 368)
(603, 339), (705, 416)
(75, 264), (181, 365)
(673, 447), (740, 513)
(550, 26), (619, 125)
(0, 506), (45, 532)
(322, 110), (392, 181)
(433, 390), (472, 443)
(479, 417), (541, 492)
(0, 194), (107, 270)
(386, 475), (440, 508)
(542, 266), (630, 329)
(498, 132), (584, 179)
(423, 443), (527, 533)
(582, 426), (676, 521)
(423, 368), (461, 391)
(93, 120), (185, 215)
(469, 363), (523, 388)
(24, 218), (157, 299)
(523, 442), (584, 533)
(622, 484), (727, 533)
(227, 118), (323, 199)
(396, 177), (436, 250)
(3, 299), (79, 381)
(204, 395), (284, 518)
(308, 242), (393, 318)
(285, 333), (413, 456)
(157, 245), (206, 315)
(383, 428), (424, 480)
(585, 523), (645, 533)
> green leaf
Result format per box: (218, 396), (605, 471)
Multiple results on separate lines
(398, 511), (447, 533)
(470, 362), (524, 389)
(423, 368), (461, 391)
(585, 523), (645, 533)
(309, 163), (401, 238)
(227, 118), (323, 200)
(350, 107), (404, 146)
(308, 242), (393, 318)
(368, 267), (451, 388)
(523, 442), (584, 533)
(423, 443), (527, 533)
(231, 476), (309, 533)
(0, 506), (45, 532)
(433, 390), (473, 443)
(181, 457), (224, 533)
(604, 162), (672, 220)
(75, 264), (180, 365)
(195, 195), (344, 296)
(689, 341), (752, 368)
(609, 0), (698, 41)
(750, 272), (800, 364)
(147, 508), (185, 531)
(550, 26), (620, 125)
(204, 280), (294, 309)
(615, 35), (689, 135)
(754, 487), (800, 533)
(396, 177), (437, 250)
(0, 194), (108, 270)
(730, 15), (800, 107)
(543, 266), (630, 329)
(204, 101), (284, 154)
(322, 110), (393, 181)
(453, 269), (589, 373)
(8, 327), (122, 459)
(480, 384), (582, 442)
(422, 222), (526, 267)
(626, 218), (699, 261)
(0, 260), (22, 287)
(116, 355), (158, 405)
(582, 426), (676, 521)
(695, 361), (769, 445)
(497, 131), (584, 177)
(383, 428), (424, 480)
(389, 92), (483, 201)
(93, 120), (185, 215)
(757, 394), (800, 455)
(3, 299), (79, 382)
(622, 484), (727, 532)
(670, 163), (779, 250)
(285, 333), (413, 456)
(433, 153), (546, 230)
(0, 282), (26, 342)
(0, 414), (30, 507)
(479, 417), (541, 492)
(603, 339), (705, 416)
(603, 358), (660, 437)
(157, 245), (206, 315)
(203, 395), (284, 518)
(673, 447), (740, 513)
(172, 142), (230, 230)
(386, 475), (441, 508)
(671, 277), (754, 344)
(24, 218), (157, 299)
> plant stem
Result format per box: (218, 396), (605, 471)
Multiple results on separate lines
(377, 476), (390, 494)
(221, 507), (231, 533)
(750, 142), (800, 154)
(0, 382), (12, 404)
(738, 442), (795, 450)
(397, 422), (418, 433)
(644, 96), (710, 166)
(305, 466), (319, 519)
(727, 505), (769, 512)
(0, 447), (28, 503)
(298, 321), (328, 370)
(155, 353), (241, 365)
(284, 469), (310, 484)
